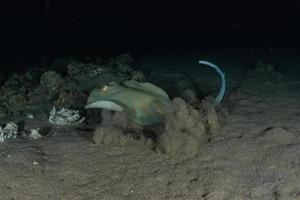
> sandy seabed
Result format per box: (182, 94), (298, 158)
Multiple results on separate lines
(1, 51), (300, 200)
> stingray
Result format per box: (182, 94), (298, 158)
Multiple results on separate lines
(85, 60), (226, 126)
(85, 80), (174, 126)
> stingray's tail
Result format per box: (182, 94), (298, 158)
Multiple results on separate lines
(198, 60), (226, 106)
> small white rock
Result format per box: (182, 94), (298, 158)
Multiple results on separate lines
(33, 161), (39, 165)
(0, 122), (18, 143)
(49, 107), (85, 125)
(29, 128), (42, 140)
(27, 113), (34, 119)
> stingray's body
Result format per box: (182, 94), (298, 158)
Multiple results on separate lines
(85, 80), (173, 126)
(86, 60), (226, 126)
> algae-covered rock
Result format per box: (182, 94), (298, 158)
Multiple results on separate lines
(7, 94), (27, 114)
(52, 89), (77, 109)
(128, 70), (146, 81)
(0, 73), (32, 117)
(67, 62), (110, 81)
(40, 71), (64, 93)
(0, 54), (141, 119)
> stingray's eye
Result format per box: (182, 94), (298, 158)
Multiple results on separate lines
(102, 85), (108, 91)
(100, 85), (109, 92)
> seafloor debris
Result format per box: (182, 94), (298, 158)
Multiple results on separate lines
(0, 122), (18, 143)
(48, 107), (85, 125)
(0, 122), (44, 142)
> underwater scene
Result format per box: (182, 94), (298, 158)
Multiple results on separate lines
(1, 1), (300, 199)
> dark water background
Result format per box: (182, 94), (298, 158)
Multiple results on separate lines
(0, 1), (299, 77)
